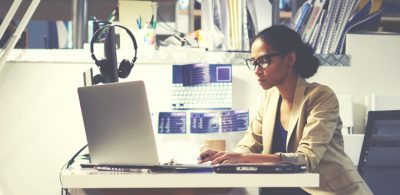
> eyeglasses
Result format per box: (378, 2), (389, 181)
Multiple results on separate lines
(245, 53), (284, 71)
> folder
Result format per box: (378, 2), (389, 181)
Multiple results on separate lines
(335, 0), (382, 54)
(328, 0), (358, 53)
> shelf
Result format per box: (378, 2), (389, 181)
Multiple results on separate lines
(178, 10), (292, 19)
(7, 49), (350, 66)
(178, 9), (202, 17)
(381, 16), (400, 22)
(280, 11), (292, 19)
(315, 54), (350, 66)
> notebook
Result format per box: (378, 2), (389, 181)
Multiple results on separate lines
(77, 80), (212, 172)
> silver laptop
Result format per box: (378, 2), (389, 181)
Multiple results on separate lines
(78, 80), (212, 172)
(78, 80), (159, 166)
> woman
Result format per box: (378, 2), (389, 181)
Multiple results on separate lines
(198, 25), (372, 195)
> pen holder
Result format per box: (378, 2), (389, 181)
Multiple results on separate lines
(135, 29), (156, 48)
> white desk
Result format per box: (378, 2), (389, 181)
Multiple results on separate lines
(61, 167), (319, 190)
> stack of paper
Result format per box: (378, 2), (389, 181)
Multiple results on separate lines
(201, 0), (252, 51)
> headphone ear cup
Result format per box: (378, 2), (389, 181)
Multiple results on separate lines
(118, 59), (133, 78)
(98, 58), (113, 77)
(93, 74), (104, 84)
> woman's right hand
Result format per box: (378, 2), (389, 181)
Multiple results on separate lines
(197, 148), (223, 164)
(198, 148), (246, 165)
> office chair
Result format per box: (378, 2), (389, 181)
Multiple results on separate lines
(358, 110), (400, 195)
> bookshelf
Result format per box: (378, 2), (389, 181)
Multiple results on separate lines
(199, 1), (352, 66)
(279, 0), (378, 67)
(115, 0), (352, 66)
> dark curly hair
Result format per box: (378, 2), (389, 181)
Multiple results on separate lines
(254, 25), (319, 78)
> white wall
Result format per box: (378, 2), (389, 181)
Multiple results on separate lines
(0, 49), (261, 195)
(309, 33), (400, 133)
(0, 61), (90, 195)
(0, 33), (399, 195)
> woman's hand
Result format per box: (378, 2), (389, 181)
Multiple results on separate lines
(198, 149), (246, 165)
(198, 146), (283, 165)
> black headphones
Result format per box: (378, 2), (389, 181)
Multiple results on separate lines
(90, 24), (138, 84)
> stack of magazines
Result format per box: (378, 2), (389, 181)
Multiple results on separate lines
(292, 0), (383, 54)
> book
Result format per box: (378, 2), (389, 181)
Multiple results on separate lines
(310, 9), (326, 49)
(294, 1), (313, 33)
(302, 0), (327, 43)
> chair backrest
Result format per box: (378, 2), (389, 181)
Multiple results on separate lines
(358, 110), (400, 195)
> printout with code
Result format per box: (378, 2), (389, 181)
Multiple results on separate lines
(172, 63), (232, 110)
(221, 110), (249, 132)
(190, 112), (220, 133)
(158, 112), (186, 134)
(181, 63), (210, 86)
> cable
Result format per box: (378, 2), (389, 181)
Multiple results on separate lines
(68, 144), (88, 168)
(156, 11), (185, 36)
(59, 144), (88, 195)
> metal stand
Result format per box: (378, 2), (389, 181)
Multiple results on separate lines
(0, 0), (41, 72)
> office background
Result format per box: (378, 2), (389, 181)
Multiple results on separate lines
(0, 33), (399, 195)
(1, 0), (400, 195)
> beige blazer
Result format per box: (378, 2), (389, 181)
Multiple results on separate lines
(234, 76), (372, 195)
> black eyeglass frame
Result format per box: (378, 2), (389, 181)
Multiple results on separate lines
(245, 53), (286, 71)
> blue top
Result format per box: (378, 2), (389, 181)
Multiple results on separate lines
(278, 120), (288, 151)
(271, 97), (288, 153)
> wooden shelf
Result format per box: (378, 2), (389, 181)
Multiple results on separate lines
(280, 11), (292, 19)
(178, 9), (201, 17)
(177, 10), (292, 20)
(381, 16), (400, 22)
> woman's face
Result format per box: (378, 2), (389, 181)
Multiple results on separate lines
(250, 38), (291, 90)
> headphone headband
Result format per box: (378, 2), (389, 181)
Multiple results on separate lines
(90, 24), (138, 65)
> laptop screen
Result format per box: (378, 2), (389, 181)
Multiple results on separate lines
(78, 80), (159, 166)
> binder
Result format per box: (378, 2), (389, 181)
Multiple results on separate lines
(315, 1), (332, 53)
(335, 0), (380, 53)
(321, 0), (343, 54)
(336, 9), (382, 54)
(328, 0), (359, 53)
